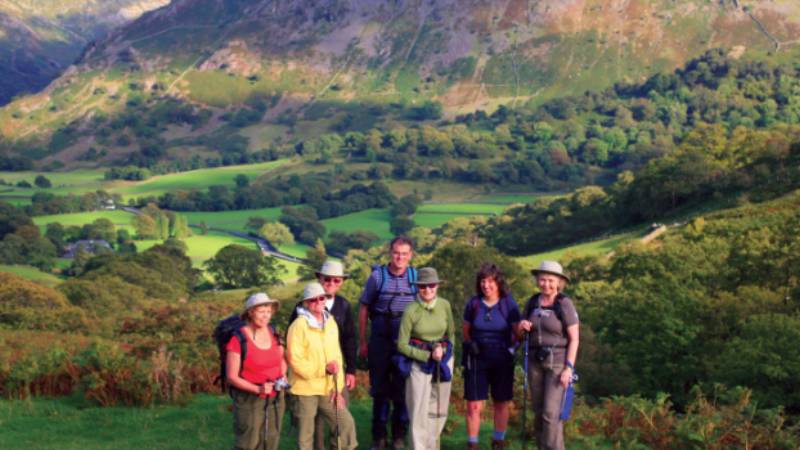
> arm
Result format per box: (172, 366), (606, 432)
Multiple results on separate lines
(560, 323), (579, 388)
(446, 303), (456, 344)
(358, 303), (369, 359)
(287, 322), (324, 381)
(462, 322), (472, 342)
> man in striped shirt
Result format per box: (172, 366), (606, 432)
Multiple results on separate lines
(359, 236), (418, 450)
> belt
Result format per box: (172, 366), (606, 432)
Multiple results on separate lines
(371, 311), (404, 319)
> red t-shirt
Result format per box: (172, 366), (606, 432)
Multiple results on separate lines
(226, 327), (283, 397)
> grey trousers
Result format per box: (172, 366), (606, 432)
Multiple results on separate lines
(528, 358), (566, 450)
(405, 359), (453, 450)
(231, 389), (285, 450)
(293, 393), (358, 450)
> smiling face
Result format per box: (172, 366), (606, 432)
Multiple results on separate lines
(304, 295), (328, 316)
(247, 304), (275, 328)
(480, 276), (499, 301)
(390, 242), (412, 273)
(537, 273), (563, 297)
(319, 275), (344, 296)
(418, 283), (438, 302)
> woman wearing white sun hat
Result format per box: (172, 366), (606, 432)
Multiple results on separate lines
(517, 261), (579, 450)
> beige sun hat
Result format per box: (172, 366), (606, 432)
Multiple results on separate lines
(315, 260), (349, 278)
(241, 293), (279, 319)
(530, 260), (570, 282)
(302, 282), (327, 302)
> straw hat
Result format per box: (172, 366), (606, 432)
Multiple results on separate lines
(530, 261), (570, 282)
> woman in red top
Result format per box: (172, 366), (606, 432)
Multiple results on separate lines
(226, 292), (287, 450)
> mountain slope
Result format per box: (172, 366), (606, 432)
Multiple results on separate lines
(0, 0), (169, 105)
(2, 0), (800, 167)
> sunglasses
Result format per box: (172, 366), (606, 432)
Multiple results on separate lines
(418, 283), (438, 290)
(307, 295), (327, 303)
(322, 276), (343, 285)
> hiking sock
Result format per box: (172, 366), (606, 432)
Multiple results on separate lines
(468, 436), (479, 444)
(493, 430), (506, 441)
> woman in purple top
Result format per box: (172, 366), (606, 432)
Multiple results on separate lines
(462, 263), (521, 450)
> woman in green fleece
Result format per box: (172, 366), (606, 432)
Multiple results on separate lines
(397, 267), (456, 450)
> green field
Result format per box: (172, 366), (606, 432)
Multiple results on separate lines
(515, 231), (642, 269)
(135, 231), (256, 267)
(32, 210), (137, 233)
(321, 209), (393, 240)
(108, 160), (290, 199)
(0, 394), (609, 450)
(0, 169), (107, 199)
(0, 264), (63, 287)
(413, 203), (507, 229)
(183, 207), (282, 232)
(276, 243), (311, 259)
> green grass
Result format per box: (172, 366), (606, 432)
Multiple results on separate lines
(276, 243), (311, 259)
(32, 210), (137, 233)
(135, 231), (256, 267)
(515, 231), (642, 268)
(412, 203), (507, 229)
(321, 208), (393, 240)
(0, 394), (610, 450)
(0, 265), (63, 287)
(108, 160), (290, 199)
(183, 208), (282, 232)
(0, 169), (107, 198)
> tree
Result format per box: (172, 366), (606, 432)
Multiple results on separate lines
(297, 239), (327, 281)
(204, 244), (284, 289)
(34, 175), (52, 188)
(259, 222), (294, 247)
(132, 214), (157, 239)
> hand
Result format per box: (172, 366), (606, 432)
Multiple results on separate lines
(559, 367), (573, 389)
(259, 382), (274, 398)
(519, 320), (532, 332)
(359, 343), (368, 360)
(431, 345), (444, 362)
(345, 373), (356, 390)
(330, 391), (347, 410)
(326, 361), (339, 375)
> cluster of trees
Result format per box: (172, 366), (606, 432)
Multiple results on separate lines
(568, 192), (800, 411)
(25, 191), (121, 217)
(204, 244), (284, 289)
(131, 204), (191, 240)
(486, 124), (800, 255)
(0, 202), (57, 270)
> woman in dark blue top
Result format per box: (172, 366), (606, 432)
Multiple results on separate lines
(462, 263), (521, 450)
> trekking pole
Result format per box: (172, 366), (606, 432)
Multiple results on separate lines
(333, 373), (341, 450)
(434, 343), (442, 450)
(522, 331), (530, 450)
(263, 388), (270, 450)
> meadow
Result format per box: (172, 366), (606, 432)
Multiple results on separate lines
(32, 210), (138, 233)
(183, 207), (282, 232)
(514, 230), (643, 268)
(0, 394), (611, 450)
(0, 265), (62, 287)
(320, 208), (393, 240)
(135, 231), (257, 267)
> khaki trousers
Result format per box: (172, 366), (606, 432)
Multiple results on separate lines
(293, 393), (358, 450)
(312, 387), (349, 450)
(405, 359), (453, 450)
(527, 357), (565, 450)
(231, 389), (285, 450)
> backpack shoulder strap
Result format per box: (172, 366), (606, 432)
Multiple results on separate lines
(234, 328), (247, 368)
(408, 266), (418, 295)
(378, 265), (389, 294)
(498, 295), (511, 321)
(524, 293), (540, 320)
(467, 296), (481, 324)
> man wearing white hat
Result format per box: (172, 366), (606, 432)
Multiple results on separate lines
(289, 259), (356, 450)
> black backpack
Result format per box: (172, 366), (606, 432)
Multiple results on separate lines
(213, 314), (279, 393)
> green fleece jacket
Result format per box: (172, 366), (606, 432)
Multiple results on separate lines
(397, 297), (455, 362)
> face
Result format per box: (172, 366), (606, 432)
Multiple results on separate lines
(537, 274), (562, 296)
(248, 304), (275, 328)
(390, 243), (413, 272)
(480, 276), (499, 300)
(319, 275), (344, 296)
(305, 295), (327, 315)
(418, 283), (438, 302)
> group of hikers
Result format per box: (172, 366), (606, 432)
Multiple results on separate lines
(219, 236), (579, 450)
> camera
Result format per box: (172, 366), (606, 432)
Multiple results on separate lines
(534, 346), (552, 362)
(272, 377), (290, 391)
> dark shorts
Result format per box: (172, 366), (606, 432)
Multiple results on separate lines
(463, 350), (515, 402)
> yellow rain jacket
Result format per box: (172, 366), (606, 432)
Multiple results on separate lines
(287, 308), (344, 396)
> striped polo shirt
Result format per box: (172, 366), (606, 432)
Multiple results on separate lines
(359, 266), (416, 316)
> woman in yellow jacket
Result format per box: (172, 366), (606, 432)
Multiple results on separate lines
(287, 282), (358, 450)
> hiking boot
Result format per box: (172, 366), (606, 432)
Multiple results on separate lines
(370, 437), (387, 450)
(491, 439), (506, 450)
(467, 443), (479, 450)
(392, 437), (405, 449)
